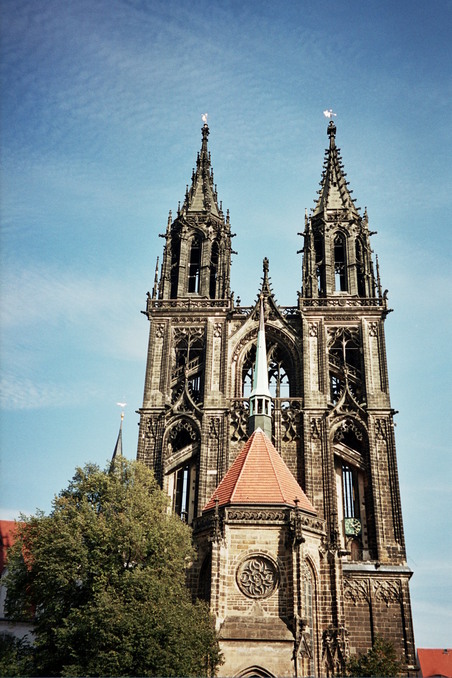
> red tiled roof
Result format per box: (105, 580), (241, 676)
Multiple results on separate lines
(0, 520), (18, 571)
(418, 649), (452, 678)
(203, 428), (316, 514)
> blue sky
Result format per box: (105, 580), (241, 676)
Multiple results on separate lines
(1, 0), (451, 649)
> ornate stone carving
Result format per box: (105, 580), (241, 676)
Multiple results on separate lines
(373, 579), (401, 605)
(375, 418), (387, 441)
(155, 323), (165, 338)
(368, 321), (378, 337)
(209, 417), (220, 439)
(281, 402), (302, 442)
(343, 577), (370, 604)
(227, 508), (286, 522)
(333, 417), (364, 442)
(213, 323), (222, 338)
(168, 417), (198, 442)
(308, 322), (318, 337)
(230, 400), (249, 441)
(236, 556), (278, 599)
(310, 418), (321, 440)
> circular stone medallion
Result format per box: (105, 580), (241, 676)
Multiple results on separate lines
(236, 556), (279, 599)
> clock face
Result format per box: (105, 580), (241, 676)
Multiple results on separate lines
(344, 517), (362, 536)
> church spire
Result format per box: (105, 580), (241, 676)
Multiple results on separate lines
(248, 295), (272, 438)
(110, 411), (124, 471)
(301, 121), (376, 299)
(157, 119), (232, 301)
(313, 120), (358, 217)
(181, 121), (221, 217)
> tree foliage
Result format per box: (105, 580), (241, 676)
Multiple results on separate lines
(5, 458), (221, 677)
(346, 635), (403, 677)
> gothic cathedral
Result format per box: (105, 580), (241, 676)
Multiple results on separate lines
(137, 121), (416, 677)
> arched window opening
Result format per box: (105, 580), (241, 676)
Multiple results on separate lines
(334, 233), (347, 292)
(241, 341), (292, 400)
(170, 235), (181, 298)
(242, 345), (256, 399)
(166, 421), (199, 525)
(172, 335), (204, 405)
(209, 240), (219, 298)
(237, 667), (276, 678)
(314, 234), (325, 295)
(188, 235), (201, 293)
(328, 329), (363, 404)
(268, 344), (290, 399)
(356, 239), (366, 297)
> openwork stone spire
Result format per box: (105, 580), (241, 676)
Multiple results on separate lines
(248, 296), (272, 438)
(181, 122), (221, 217)
(313, 121), (359, 217)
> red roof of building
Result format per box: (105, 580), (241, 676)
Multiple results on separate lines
(0, 520), (18, 571)
(203, 428), (316, 514)
(418, 649), (452, 678)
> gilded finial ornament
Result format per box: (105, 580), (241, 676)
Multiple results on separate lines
(202, 112), (208, 124)
(323, 109), (337, 118)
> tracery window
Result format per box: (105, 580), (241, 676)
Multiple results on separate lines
(333, 420), (370, 560)
(166, 422), (199, 525)
(209, 240), (219, 298)
(328, 328), (363, 404)
(355, 238), (366, 297)
(241, 342), (291, 400)
(334, 233), (347, 292)
(314, 233), (325, 295)
(188, 235), (201, 293)
(170, 234), (181, 298)
(172, 333), (204, 404)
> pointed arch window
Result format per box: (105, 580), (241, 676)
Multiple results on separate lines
(314, 234), (325, 295)
(166, 422), (199, 525)
(334, 233), (347, 292)
(241, 341), (292, 400)
(172, 333), (204, 405)
(328, 328), (363, 404)
(209, 240), (219, 298)
(355, 239), (366, 297)
(170, 235), (181, 298)
(188, 235), (202, 293)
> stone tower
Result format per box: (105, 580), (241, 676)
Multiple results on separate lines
(137, 121), (416, 676)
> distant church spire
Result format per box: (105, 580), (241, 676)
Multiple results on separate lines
(111, 411), (124, 467)
(248, 292), (272, 438)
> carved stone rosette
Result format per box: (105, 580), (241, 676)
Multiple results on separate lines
(236, 556), (279, 599)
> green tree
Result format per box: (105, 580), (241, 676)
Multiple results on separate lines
(0, 633), (34, 677)
(346, 635), (403, 677)
(5, 459), (221, 677)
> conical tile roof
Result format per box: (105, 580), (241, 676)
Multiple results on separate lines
(203, 428), (316, 513)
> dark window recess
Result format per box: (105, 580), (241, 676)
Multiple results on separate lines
(314, 234), (325, 295)
(170, 236), (181, 298)
(188, 236), (201, 293)
(356, 239), (366, 297)
(334, 234), (347, 292)
(209, 241), (219, 298)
